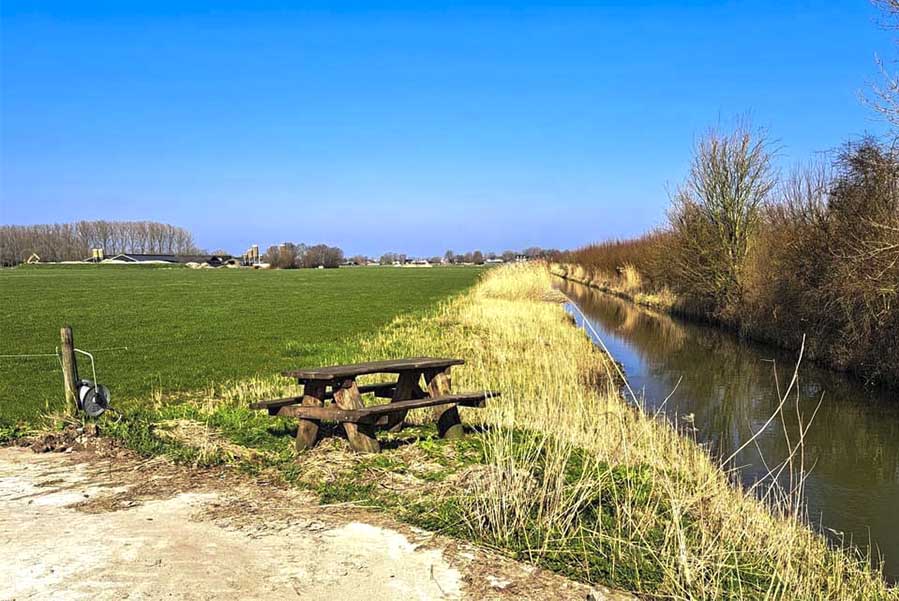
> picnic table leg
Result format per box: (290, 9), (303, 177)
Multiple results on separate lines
(333, 378), (381, 453)
(425, 367), (465, 440)
(385, 370), (422, 432)
(296, 382), (325, 451)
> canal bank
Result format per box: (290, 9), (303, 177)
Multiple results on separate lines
(551, 263), (899, 389)
(557, 277), (899, 582)
(330, 263), (894, 598)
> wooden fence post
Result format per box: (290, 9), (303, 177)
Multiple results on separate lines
(60, 326), (79, 410)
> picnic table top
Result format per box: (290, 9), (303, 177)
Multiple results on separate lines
(282, 357), (465, 381)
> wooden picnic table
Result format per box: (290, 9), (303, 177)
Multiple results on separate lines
(250, 357), (497, 453)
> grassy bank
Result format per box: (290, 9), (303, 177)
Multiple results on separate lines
(0, 265), (483, 422)
(552, 256), (899, 390)
(551, 262), (684, 315)
(76, 263), (893, 599)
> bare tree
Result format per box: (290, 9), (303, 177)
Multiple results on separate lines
(0, 220), (200, 265)
(868, 0), (899, 127)
(302, 244), (343, 268)
(666, 121), (777, 315)
(263, 243), (303, 268)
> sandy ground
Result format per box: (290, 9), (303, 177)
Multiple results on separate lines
(0, 445), (634, 601)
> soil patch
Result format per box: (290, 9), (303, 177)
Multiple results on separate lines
(1, 443), (633, 600)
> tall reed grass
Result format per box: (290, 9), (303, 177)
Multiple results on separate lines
(351, 263), (893, 599)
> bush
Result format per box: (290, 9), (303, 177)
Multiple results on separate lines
(746, 138), (899, 384)
(566, 231), (670, 286)
(565, 132), (899, 387)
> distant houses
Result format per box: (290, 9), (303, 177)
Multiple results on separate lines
(18, 244), (545, 269)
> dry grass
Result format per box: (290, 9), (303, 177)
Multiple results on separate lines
(350, 263), (893, 599)
(154, 418), (272, 465)
(619, 264), (643, 293)
(553, 263), (680, 313)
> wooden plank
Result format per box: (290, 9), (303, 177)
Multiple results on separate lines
(356, 392), (495, 419)
(332, 379), (381, 453)
(278, 404), (367, 422)
(295, 382), (325, 451)
(326, 381), (396, 401)
(248, 382), (396, 412)
(282, 357), (464, 381)
(250, 396), (302, 411)
(280, 392), (495, 423)
(425, 367), (464, 439)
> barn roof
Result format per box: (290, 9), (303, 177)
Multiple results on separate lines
(104, 253), (233, 264)
(109, 253), (179, 263)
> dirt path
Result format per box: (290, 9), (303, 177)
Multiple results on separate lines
(0, 446), (632, 600)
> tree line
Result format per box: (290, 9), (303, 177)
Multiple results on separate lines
(567, 3), (899, 387)
(262, 242), (344, 268)
(272, 247), (561, 268)
(1, 222), (558, 270)
(372, 248), (560, 266)
(0, 221), (200, 266)
(568, 130), (898, 387)
(443, 247), (560, 264)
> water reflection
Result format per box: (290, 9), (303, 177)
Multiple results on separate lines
(558, 279), (899, 580)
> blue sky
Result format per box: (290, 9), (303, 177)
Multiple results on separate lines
(1, 1), (894, 256)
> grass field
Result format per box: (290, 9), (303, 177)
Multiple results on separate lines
(0, 265), (483, 422)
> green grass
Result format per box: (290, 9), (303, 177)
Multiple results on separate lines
(0, 265), (483, 422)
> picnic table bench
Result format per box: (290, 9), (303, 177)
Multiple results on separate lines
(250, 357), (497, 453)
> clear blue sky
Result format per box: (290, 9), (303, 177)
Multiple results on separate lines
(1, 1), (893, 256)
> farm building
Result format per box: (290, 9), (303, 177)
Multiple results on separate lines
(105, 253), (180, 264)
(89, 253), (232, 267)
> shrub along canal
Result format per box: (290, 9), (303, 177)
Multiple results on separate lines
(557, 278), (899, 582)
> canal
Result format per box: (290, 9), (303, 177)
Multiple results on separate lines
(557, 278), (899, 581)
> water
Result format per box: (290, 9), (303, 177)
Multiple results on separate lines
(557, 279), (899, 581)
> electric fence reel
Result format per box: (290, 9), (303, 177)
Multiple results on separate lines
(75, 379), (110, 418)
